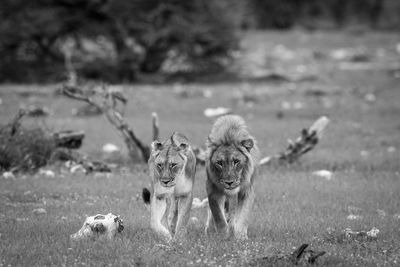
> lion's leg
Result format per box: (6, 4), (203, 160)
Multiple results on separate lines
(231, 187), (254, 240)
(174, 193), (193, 238)
(150, 195), (172, 241)
(207, 185), (229, 237)
(167, 196), (178, 234)
(205, 208), (217, 235)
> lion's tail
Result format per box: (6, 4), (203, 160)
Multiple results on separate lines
(142, 188), (151, 205)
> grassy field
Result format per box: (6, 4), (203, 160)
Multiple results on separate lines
(1, 30), (400, 266)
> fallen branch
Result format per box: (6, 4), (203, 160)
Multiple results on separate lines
(62, 84), (151, 162)
(152, 112), (159, 141)
(260, 116), (330, 165)
(53, 130), (85, 149)
(0, 109), (26, 136)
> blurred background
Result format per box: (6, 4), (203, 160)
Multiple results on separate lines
(1, 2), (400, 266)
(1, 0), (399, 83)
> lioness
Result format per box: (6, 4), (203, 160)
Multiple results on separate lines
(205, 115), (260, 240)
(143, 132), (196, 241)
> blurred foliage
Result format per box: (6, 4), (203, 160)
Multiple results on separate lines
(0, 0), (240, 82)
(0, 124), (56, 173)
(249, 0), (400, 30)
(1, 0), (399, 83)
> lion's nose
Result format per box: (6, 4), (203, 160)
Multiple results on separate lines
(161, 177), (174, 185)
(225, 181), (234, 186)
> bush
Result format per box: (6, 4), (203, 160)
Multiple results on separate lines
(249, 0), (400, 29)
(0, 0), (240, 83)
(0, 125), (56, 173)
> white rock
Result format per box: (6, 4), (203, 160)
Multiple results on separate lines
(70, 164), (86, 174)
(102, 143), (120, 153)
(364, 93), (376, 103)
(312, 170), (333, 180)
(203, 107), (231, 118)
(203, 89), (213, 98)
(32, 208), (47, 215)
(259, 156), (272, 165)
(191, 198), (209, 209)
(387, 146), (396, 153)
(331, 48), (349, 60)
(2, 172), (15, 179)
(367, 227), (379, 238)
(293, 101), (304, 110)
(347, 214), (363, 220)
(71, 213), (124, 240)
(281, 101), (291, 110)
(39, 169), (55, 178)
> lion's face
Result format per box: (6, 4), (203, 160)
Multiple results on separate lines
(151, 141), (187, 188)
(210, 144), (248, 190)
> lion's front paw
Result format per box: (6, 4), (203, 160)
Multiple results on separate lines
(233, 227), (248, 240)
(205, 224), (215, 237)
(216, 225), (230, 239)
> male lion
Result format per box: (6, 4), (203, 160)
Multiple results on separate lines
(143, 132), (196, 241)
(205, 115), (260, 240)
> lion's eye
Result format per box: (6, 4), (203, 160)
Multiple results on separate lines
(157, 163), (163, 170)
(170, 163), (177, 169)
(233, 159), (240, 165)
(216, 160), (223, 167)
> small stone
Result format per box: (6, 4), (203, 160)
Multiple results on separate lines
(387, 146), (396, 153)
(32, 208), (47, 215)
(312, 170), (333, 180)
(203, 90), (213, 98)
(39, 169), (55, 178)
(367, 227), (379, 238)
(102, 143), (120, 153)
(347, 214), (363, 220)
(204, 107), (231, 118)
(364, 93), (376, 103)
(2, 172), (15, 179)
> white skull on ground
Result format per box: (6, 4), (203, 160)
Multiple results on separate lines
(71, 213), (124, 240)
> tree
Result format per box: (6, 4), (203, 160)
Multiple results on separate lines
(0, 0), (239, 82)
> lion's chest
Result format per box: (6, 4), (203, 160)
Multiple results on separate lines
(153, 174), (193, 198)
(174, 173), (193, 196)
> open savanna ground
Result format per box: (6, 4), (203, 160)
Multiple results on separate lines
(0, 31), (400, 266)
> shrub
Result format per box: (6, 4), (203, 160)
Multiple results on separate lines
(0, 125), (56, 173)
(0, 0), (240, 83)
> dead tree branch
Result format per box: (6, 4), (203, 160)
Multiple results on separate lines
(152, 112), (159, 141)
(62, 84), (150, 162)
(0, 109), (26, 137)
(260, 116), (330, 165)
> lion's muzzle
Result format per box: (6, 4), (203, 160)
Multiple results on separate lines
(221, 177), (240, 190)
(160, 177), (176, 187)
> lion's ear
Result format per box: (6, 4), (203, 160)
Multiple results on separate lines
(241, 139), (254, 152)
(206, 136), (214, 147)
(178, 142), (189, 152)
(151, 141), (163, 152)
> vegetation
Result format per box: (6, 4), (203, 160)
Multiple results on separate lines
(2, 0), (399, 83)
(0, 113), (56, 173)
(0, 0), (240, 83)
(1, 31), (399, 266)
